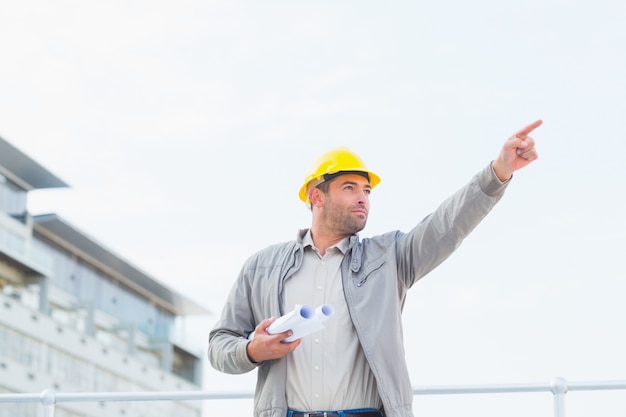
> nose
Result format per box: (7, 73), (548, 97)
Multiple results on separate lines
(357, 189), (369, 205)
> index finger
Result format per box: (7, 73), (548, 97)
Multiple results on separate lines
(514, 119), (543, 138)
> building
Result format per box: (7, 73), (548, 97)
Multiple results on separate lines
(0, 136), (210, 417)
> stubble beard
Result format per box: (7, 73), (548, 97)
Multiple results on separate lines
(325, 202), (368, 236)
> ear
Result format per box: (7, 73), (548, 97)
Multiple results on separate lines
(308, 187), (324, 208)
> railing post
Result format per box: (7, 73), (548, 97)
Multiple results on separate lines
(40, 388), (56, 417)
(550, 377), (568, 417)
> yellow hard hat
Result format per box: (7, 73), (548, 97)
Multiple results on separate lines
(298, 147), (381, 202)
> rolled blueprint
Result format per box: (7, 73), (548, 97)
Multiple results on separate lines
(282, 304), (335, 342)
(267, 304), (316, 334)
(249, 304), (335, 342)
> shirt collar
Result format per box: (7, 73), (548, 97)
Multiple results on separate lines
(303, 229), (351, 255)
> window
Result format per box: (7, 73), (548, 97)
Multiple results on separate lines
(0, 175), (27, 220)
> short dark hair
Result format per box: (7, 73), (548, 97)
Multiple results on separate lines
(316, 180), (331, 194)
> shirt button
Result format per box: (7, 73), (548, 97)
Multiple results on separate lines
(314, 338), (320, 344)
(317, 285), (323, 290)
(314, 393), (320, 399)
(314, 366), (319, 371)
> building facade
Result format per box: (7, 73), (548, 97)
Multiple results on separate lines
(0, 136), (209, 417)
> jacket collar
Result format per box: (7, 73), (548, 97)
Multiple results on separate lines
(296, 229), (363, 272)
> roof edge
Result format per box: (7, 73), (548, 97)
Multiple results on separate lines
(32, 213), (210, 317)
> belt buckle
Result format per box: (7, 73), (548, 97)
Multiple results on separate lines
(303, 413), (327, 417)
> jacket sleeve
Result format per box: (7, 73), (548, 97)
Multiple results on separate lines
(207, 261), (259, 374)
(397, 162), (510, 287)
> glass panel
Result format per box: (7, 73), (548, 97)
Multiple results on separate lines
(35, 236), (177, 340)
(0, 175), (27, 219)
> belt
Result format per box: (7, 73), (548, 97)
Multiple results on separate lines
(288, 410), (384, 417)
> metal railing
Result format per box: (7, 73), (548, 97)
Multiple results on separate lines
(1, 377), (626, 417)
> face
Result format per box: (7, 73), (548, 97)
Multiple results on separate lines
(316, 173), (371, 235)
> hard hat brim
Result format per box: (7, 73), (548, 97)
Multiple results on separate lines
(298, 169), (380, 203)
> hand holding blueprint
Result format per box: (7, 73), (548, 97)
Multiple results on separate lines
(249, 304), (335, 342)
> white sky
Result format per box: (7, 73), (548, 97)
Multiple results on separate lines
(1, 1), (625, 416)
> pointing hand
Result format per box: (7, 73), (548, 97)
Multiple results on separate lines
(492, 119), (542, 181)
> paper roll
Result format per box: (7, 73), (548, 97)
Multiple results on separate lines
(248, 304), (335, 342)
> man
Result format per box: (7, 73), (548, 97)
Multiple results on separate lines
(208, 120), (542, 417)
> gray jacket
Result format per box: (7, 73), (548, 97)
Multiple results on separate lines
(208, 164), (509, 417)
